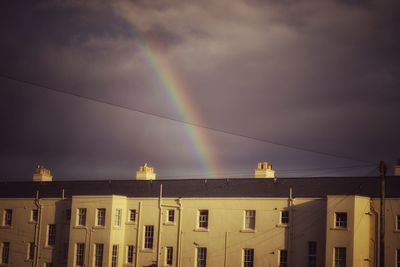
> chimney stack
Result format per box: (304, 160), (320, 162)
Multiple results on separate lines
(136, 163), (156, 180)
(33, 165), (53, 182)
(254, 162), (275, 179)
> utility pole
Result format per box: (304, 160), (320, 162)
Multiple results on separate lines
(379, 160), (386, 267)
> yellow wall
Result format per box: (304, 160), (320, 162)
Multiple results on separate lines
(1, 194), (400, 267)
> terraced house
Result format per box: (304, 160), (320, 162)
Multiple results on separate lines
(0, 162), (399, 267)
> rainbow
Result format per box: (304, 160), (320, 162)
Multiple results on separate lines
(135, 33), (220, 177)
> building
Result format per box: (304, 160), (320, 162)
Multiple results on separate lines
(0, 163), (400, 267)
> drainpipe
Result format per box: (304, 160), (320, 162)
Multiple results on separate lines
(135, 201), (142, 267)
(379, 161), (386, 267)
(370, 201), (378, 267)
(157, 184), (163, 267)
(33, 191), (42, 267)
(288, 187), (294, 267)
(224, 232), (228, 267)
(177, 198), (183, 267)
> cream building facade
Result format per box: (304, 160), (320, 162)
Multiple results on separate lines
(0, 163), (400, 267)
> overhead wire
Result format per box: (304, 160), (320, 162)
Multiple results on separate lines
(0, 73), (374, 165)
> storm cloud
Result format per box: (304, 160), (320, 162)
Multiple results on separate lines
(0, 0), (399, 180)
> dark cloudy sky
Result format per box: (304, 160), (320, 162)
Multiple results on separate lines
(1, 0), (399, 181)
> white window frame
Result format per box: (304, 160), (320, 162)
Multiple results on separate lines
(167, 209), (175, 223)
(27, 241), (35, 260)
(111, 245), (118, 267)
(115, 209), (122, 227)
(47, 224), (56, 246)
(308, 241), (317, 267)
(279, 249), (288, 267)
(3, 209), (12, 226)
(243, 248), (254, 267)
(75, 243), (85, 267)
(198, 210), (209, 229)
(1, 242), (9, 264)
(127, 245), (135, 264)
(96, 208), (106, 226)
(196, 247), (207, 267)
(77, 208), (86, 226)
(334, 247), (346, 267)
(94, 243), (104, 267)
(129, 209), (137, 222)
(281, 210), (289, 225)
(144, 225), (154, 249)
(245, 210), (256, 230)
(166, 246), (173, 265)
(396, 249), (400, 267)
(31, 209), (38, 222)
(335, 212), (347, 229)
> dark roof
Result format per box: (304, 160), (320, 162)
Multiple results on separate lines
(0, 177), (399, 199)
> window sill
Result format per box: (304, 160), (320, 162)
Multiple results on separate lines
(93, 225), (106, 229)
(330, 227), (348, 231)
(44, 245), (55, 250)
(193, 228), (209, 232)
(140, 248), (154, 253)
(24, 259), (34, 262)
(276, 224), (288, 228)
(240, 229), (256, 233)
(28, 221), (37, 224)
(126, 221), (137, 225)
(73, 225), (86, 229)
(163, 222), (175, 226)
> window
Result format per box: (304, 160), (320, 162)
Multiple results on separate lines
(3, 209), (12, 226)
(76, 243), (85, 267)
(63, 242), (69, 260)
(197, 247), (207, 267)
(45, 263), (53, 267)
(31, 209), (38, 222)
(1, 242), (9, 264)
(77, 208), (86, 226)
(97, 208), (106, 226)
(198, 210), (209, 229)
(144, 225), (154, 249)
(279, 249), (288, 267)
(115, 209), (122, 226)
(127, 245), (135, 264)
(95, 243), (104, 267)
(334, 247), (346, 267)
(129, 209), (137, 222)
(47, 224), (56, 246)
(396, 215), (400, 231)
(111, 245), (118, 267)
(27, 242), (35, 260)
(281, 211), (289, 224)
(65, 209), (71, 222)
(243, 248), (254, 267)
(308, 241), (317, 267)
(245, 210), (256, 230)
(166, 247), (173, 265)
(168, 210), (175, 223)
(335, 212), (347, 228)
(397, 249), (400, 267)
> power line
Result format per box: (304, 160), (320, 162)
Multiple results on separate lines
(0, 73), (373, 164)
